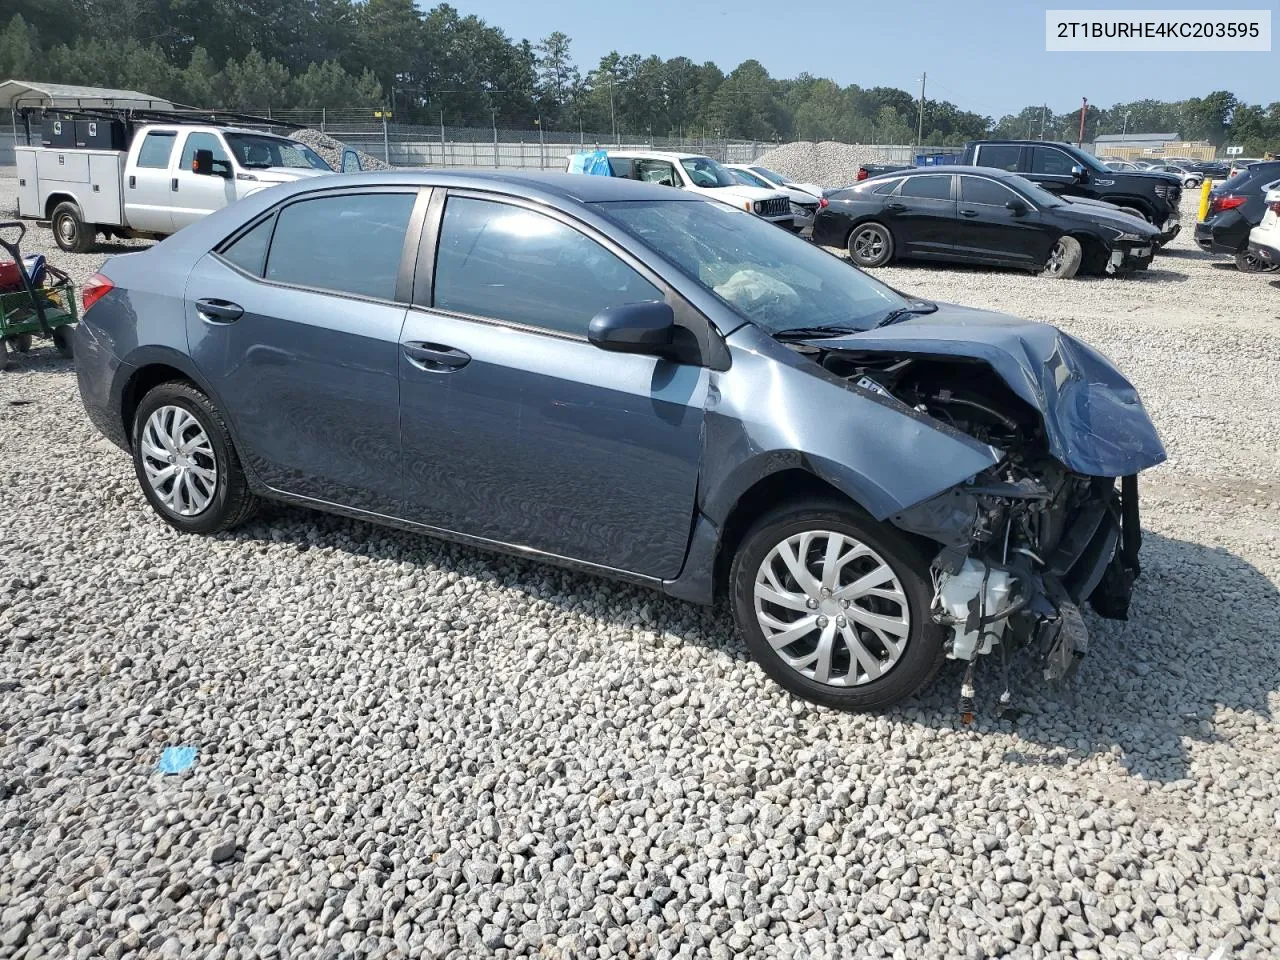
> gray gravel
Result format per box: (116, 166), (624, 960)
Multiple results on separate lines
(289, 129), (392, 172)
(2, 177), (1280, 960)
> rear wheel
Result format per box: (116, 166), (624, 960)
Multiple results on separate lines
(1042, 235), (1083, 279)
(131, 381), (259, 534)
(730, 499), (944, 711)
(846, 222), (894, 268)
(12, 333), (32, 353)
(50, 201), (95, 254)
(51, 326), (73, 358)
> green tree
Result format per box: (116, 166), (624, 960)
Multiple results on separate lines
(0, 15), (39, 79)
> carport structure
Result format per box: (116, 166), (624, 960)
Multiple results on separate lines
(1, 79), (173, 149)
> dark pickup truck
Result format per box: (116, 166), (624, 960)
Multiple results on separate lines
(962, 140), (1183, 246)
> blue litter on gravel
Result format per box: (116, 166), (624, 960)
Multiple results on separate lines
(158, 746), (198, 774)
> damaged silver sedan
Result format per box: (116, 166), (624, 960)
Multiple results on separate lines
(75, 170), (1164, 716)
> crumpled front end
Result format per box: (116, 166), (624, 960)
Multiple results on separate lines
(782, 309), (1164, 716)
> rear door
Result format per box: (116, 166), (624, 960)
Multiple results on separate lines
(184, 187), (425, 515)
(886, 174), (958, 257)
(171, 131), (237, 231)
(954, 175), (1053, 266)
(397, 191), (706, 578)
(124, 129), (179, 234)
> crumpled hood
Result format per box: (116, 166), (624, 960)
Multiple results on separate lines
(1056, 201), (1160, 237)
(816, 304), (1167, 477)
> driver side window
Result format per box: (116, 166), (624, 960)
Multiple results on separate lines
(180, 132), (230, 175)
(1032, 147), (1076, 176)
(636, 159), (678, 188)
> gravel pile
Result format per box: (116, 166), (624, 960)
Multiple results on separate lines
(3, 179), (1280, 959)
(289, 129), (392, 172)
(753, 141), (911, 188)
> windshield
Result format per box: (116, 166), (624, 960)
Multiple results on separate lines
(732, 168), (771, 188)
(225, 133), (331, 171)
(599, 199), (905, 334)
(1007, 174), (1064, 208)
(680, 156), (739, 188)
(752, 166), (792, 185)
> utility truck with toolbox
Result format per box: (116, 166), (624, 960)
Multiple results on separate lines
(14, 110), (334, 252)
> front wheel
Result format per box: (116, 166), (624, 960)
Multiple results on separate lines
(1235, 250), (1277, 273)
(131, 381), (259, 534)
(846, 222), (894, 268)
(1042, 236), (1083, 279)
(730, 500), (944, 711)
(50, 201), (95, 254)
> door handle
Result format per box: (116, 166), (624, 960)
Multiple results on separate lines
(195, 298), (243, 323)
(960, 209), (979, 217)
(171, 178), (179, 191)
(403, 341), (471, 371)
(128, 175), (136, 189)
(885, 202), (906, 212)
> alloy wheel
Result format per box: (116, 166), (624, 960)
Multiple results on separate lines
(1044, 241), (1067, 276)
(140, 405), (218, 516)
(851, 227), (886, 264)
(753, 530), (911, 687)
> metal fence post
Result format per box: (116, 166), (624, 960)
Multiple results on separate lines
(440, 110), (446, 167)
(321, 107), (325, 132)
(492, 110), (499, 168)
(382, 114), (390, 164)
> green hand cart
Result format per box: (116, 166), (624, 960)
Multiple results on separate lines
(0, 220), (78, 371)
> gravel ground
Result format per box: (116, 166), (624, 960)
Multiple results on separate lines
(2, 178), (1280, 960)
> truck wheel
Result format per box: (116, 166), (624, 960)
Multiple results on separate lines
(51, 201), (95, 254)
(1042, 236), (1082, 279)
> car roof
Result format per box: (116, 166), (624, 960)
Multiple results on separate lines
(865, 166), (1025, 179)
(605, 150), (705, 161)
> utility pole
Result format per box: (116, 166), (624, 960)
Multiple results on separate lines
(916, 72), (926, 148)
(1121, 110), (1130, 138)
(1077, 97), (1088, 147)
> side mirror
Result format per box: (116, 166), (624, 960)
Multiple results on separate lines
(588, 301), (676, 356)
(192, 148), (215, 176)
(1005, 199), (1028, 216)
(1070, 163), (1087, 182)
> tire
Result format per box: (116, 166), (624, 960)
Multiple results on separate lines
(51, 326), (73, 359)
(729, 499), (944, 711)
(846, 222), (894, 268)
(0, 339), (9, 372)
(1235, 250), (1271, 273)
(131, 381), (259, 534)
(1041, 235), (1083, 279)
(50, 201), (95, 254)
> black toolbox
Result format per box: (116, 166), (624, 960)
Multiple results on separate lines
(40, 115), (77, 148)
(75, 118), (127, 151)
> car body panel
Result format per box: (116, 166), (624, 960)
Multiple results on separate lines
(809, 304), (1167, 477)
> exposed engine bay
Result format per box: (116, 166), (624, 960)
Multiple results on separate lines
(792, 344), (1144, 718)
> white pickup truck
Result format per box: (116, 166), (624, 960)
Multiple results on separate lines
(15, 124), (334, 252)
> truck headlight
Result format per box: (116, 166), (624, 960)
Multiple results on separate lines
(749, 200), (760, 213)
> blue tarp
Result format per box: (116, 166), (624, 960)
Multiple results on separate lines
(568, 149), (613, 176)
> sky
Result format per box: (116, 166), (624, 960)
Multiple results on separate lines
(455, 0), (1277, 117)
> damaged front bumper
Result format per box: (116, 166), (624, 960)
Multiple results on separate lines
(1106, 240), (1155, 274)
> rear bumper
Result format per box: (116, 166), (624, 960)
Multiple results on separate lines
(74, 320), (132, 453)
(1247, 239), (1279, 264)
(1195, 212), (1250, 254)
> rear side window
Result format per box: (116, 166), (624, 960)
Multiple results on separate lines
(974, 144), (1021, 172)
(264, 192), (415, 300)
(608, 158), (635, 178)
(136, 131), (177, 169)
(899, 175), (953, 200)
(872, 178), (902, 195)
(433, 197), (663, 336)
(959, 176), (1019, 206)
(220, 216), (275, 276)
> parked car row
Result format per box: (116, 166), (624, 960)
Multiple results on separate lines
(1195, 160), (1280, 272)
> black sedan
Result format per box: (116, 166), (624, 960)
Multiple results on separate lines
(1194, 160), (1280, 271)
(812, 167), (1160, 279)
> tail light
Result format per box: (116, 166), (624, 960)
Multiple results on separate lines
(1269, 200), (1280, 217)
(1209, 194), (1245, 215)
(819, 197), (829, 208)
(81, 273), (114, 313)
(855, 167), (868, 181)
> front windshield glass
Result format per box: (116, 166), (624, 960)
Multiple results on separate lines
(225, 133), (331, 171)
(1007, 174), (1064, 208)
(679, 156), (739, 188)
(753, 166), (794, 185)
(732, 168), (771, 188)
(600, 199), (905, 334)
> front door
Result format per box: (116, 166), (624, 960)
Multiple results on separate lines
(886, 173), (958, 257)
(398, 193), (706, 578)
(953, 175), (1053, 267)
(171, 131), (237, 231)
(1029, 145), (1081, 196)
(184, 188), (422, 515)
(124, 129), (179, 234)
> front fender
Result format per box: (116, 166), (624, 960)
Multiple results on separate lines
(699, 325), (1002, 525)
